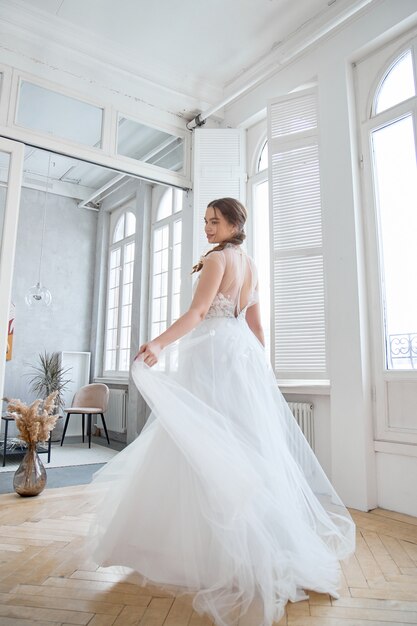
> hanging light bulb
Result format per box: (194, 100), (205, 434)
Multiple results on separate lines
(25, 282), (52, 307)
(25, 154), (53, 308)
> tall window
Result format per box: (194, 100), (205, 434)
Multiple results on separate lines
(252, 139), (271, 356)
(104, 209), (136, 373)
(370, 49), (417, 370)
(150, 188), (183, 338)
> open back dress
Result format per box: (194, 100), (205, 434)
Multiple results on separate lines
(88, 243), (355, 626)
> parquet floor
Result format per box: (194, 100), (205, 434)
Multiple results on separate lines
(0, 485), (417, 625)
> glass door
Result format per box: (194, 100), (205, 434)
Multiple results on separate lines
(0, 138), (24, 402)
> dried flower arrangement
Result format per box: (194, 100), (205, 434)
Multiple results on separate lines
(4, 391), (59, 446)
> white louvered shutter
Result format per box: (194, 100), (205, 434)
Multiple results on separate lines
(268, 87), (328, 379)
(193, 128), (246, 260)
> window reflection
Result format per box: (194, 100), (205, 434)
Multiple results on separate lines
(117, 116), (184, 172)
(17, 81), (103, 147)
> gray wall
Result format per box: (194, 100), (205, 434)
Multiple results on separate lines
(4, 187), (97, 404)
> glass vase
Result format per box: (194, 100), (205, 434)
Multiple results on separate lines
(13, 442), (47, 497)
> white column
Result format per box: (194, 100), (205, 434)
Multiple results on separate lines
(318, 60), (377, 511)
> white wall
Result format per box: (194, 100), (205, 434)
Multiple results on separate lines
(228, 0), (417, 512)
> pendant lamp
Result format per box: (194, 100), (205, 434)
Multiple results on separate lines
(25, 154), (53, 308)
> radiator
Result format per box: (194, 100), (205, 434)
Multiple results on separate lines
(287, 402), (315, 451)
(97, 388), (127, 434)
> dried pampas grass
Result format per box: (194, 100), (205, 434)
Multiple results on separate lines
(5, 391), (59, 445)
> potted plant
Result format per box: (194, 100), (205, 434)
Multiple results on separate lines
(26, 352), (72, 442)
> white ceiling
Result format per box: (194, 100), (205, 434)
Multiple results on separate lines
(11, 0), (359, 95)
(2, 0), (373, 199)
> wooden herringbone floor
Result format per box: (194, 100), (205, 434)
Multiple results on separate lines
(0, 485), (417, 625)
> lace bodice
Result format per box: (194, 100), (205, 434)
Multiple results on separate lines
(205, 292), (244, 320)
(193, 245), (259, 320)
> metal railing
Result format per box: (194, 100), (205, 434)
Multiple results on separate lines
(388, 333), (417, 369)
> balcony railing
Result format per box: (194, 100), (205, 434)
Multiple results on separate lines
(388, 333), (417, 369)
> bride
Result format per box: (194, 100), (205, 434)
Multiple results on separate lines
(88, 197), (356, 626)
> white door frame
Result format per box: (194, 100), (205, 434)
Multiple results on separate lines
(0, 137), (24, 404)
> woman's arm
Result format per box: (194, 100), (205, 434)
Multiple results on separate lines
(134, 253), (225, 366)
(245, 297), (265, 348)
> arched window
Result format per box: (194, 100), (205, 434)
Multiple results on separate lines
(373, 49), (415, 116)
(150, 188), (183, 339)
(368, 48), (417, 369)
(157, 187), (182, 220)
(112, 211), (136, 242)
(104, 209), (136, 373)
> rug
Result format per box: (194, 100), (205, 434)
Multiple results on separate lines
(0, 442), (118, 472)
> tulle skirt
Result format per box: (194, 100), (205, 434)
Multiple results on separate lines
(86, 314), (355, 626)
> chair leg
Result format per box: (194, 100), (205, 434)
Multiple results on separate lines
(88, 414), (92, 449)
(2, 419), (9, 467)
(100, 413), (110, 445)
(60, 414), (71, 446)
(82, 414), (85, 443)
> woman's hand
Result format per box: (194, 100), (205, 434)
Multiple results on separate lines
(134, 340), (163, 367)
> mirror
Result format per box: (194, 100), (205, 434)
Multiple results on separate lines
(4, 145), (185, 448)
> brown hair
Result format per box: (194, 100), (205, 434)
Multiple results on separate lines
(191, 198), (248, 274)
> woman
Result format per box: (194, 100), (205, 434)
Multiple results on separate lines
(88, 198), (355, 626)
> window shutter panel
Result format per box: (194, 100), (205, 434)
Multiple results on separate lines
(268, 87), (328, 379)
(193, 128), (246, 260)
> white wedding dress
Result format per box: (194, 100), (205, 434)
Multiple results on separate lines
(87, 244), (355, 626)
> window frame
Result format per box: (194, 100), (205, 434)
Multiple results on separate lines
(116, 112), (186, 177)
(357, 30), (417, 444)
(103, 205), (136, 377)
(148, 188), (183, 341)
(361, 43), (417, 379)
(370, 49), (417, 118)
(13, 75), (106, 151)
(1, 65), (191, 189)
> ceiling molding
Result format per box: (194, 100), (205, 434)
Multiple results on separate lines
(222, 0), (380, 103)
(0, 0), (385, 124)
(0, 0), (223, 111)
